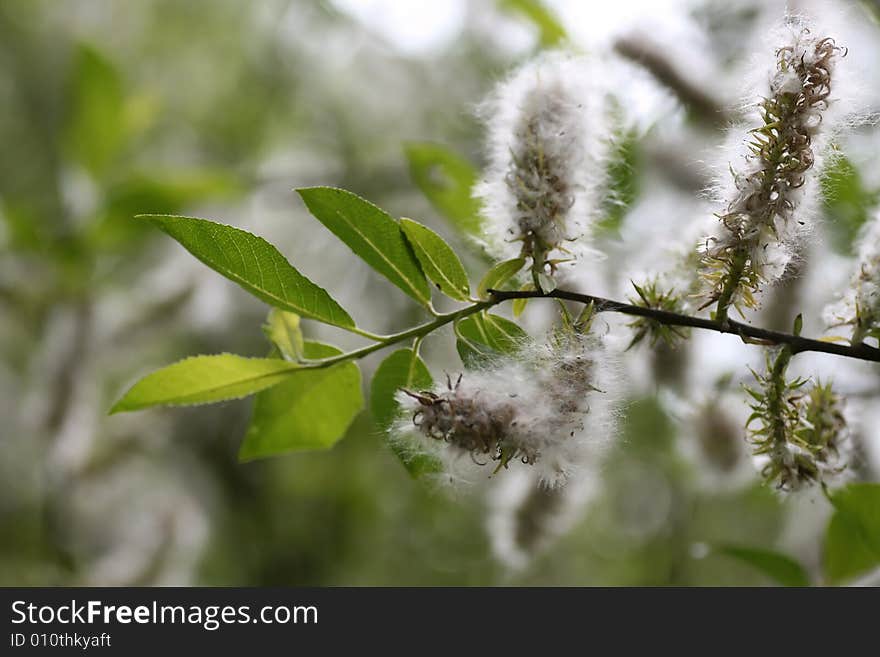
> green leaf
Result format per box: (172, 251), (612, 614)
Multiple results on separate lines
(512, 283), (535, 317)
(477, 258), (526, 299)
(238, 341), (364, 461)
(830, 483), (880, 549)
(400, 218), (470, 301)
(537, 272), (557, 293)
(263, 309), (304, 361)
(140, 214), (355, 330)
(404, 142), (482, 238)
(862, 0), (880, 23)
(370, 349), (444, 478)
(64, 43), (126, 177)
(512, 299), (528, 318)
(597, 128), (641, 237)
(110, 354), (300, 413)
(499, 0), (567, 48)
(90, 171), (240, 251)
(457, 313), (523, 354)
(820, 156), (879, 255)
(297, 187), (431, 306)
(824, 513), (880, 586)
(456, 312), (528, 367)
(370, 349), (431, 430)
(716, 545), (810, 587)
(108, 171), (239, 218)
(481, 313), (529, 349)
(240, 342), (363, 461)
(824, 483), (880, 584)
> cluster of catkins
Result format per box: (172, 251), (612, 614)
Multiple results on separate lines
(397, 327), (614, 489)
(393, 14), (868, 566)
(745, 349), (849, 491)
(394, 52), (616, 566)
(703, 21), (860, 490)
(395, 50), (615, 493)
(701, 25), (845, 317)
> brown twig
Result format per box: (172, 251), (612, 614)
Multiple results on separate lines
(614, 34), (729, 126)
(487, 288), (880, 363)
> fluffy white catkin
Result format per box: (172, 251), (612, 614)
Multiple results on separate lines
(394, 329), (617, 489)
(473, 52), (608, 280)
(700, 19), (846, 316)
(825, 210), (880, 344)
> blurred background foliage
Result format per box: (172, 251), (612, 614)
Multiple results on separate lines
(1, 0), (878, 586)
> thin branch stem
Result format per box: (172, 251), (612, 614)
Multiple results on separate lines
(488, 288), (880, 363)
(297, 287), (880, 371)
(613, 34), (729, 126)
(713, 248), (747, 325)
(302, 301), (493, 369)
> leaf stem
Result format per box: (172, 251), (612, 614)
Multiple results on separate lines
(345, 325), (391, 342)
(304, 301), (493, 369)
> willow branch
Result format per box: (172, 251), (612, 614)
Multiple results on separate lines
(613, 34), (729, 126)
(488, 288), (880, 363)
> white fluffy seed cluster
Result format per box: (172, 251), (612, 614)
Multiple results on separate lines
(395, 331), (615, 488)
(473, 53), (607, 271)
(825, 212), (880, 344)
(701, 21), (844, 311)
